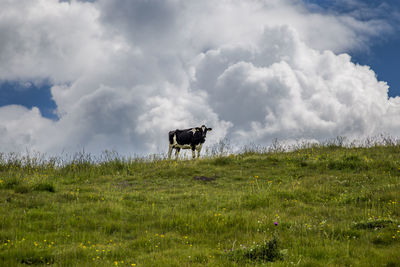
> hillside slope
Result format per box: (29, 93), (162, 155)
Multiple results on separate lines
(1, 145), (400, 266)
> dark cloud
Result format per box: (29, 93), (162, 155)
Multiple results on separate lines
(98, 0), (180, 47)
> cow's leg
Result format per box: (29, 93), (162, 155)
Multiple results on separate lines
(196, 145), (202, 158)
(175, 148), (180, 160)
(168, 146), (173, 159)
(191, 144), (197, 159)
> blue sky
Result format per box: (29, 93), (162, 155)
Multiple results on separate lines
(0, 81), (57, 120)
(353, 34), (400, 98)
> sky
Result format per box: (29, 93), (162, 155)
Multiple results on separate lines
(305, 0), (400, 97)
(0, 0), (400, 155)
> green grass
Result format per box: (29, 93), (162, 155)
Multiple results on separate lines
(0, 145), (399, 266)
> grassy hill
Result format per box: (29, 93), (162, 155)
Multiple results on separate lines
(0, 144), (399, 266)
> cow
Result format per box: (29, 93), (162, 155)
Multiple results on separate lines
(168, 125), (212, 159)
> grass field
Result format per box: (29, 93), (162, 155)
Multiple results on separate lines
(0, 143), (399, 266)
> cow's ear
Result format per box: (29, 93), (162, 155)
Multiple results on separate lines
(207, 128), (212, 131)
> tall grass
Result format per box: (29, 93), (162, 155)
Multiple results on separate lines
(0, 136), (399, 266)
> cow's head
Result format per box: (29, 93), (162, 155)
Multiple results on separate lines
(199, 125), (212, 140)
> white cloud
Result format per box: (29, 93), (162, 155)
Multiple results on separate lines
(0, 105), (54, 152)
(0, 0), (399, 155)
(0, 0), (106, 82)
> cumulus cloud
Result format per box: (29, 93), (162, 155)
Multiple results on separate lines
(0, 105), (54, 152)
(0, 0), (105, 82)
(193, 25), (394, 145)
(0, 0), (399, 155)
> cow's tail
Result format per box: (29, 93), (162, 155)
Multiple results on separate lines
(168, 131), (175, 145)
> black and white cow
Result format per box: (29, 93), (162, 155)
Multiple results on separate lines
(168, 125), (212, 159)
